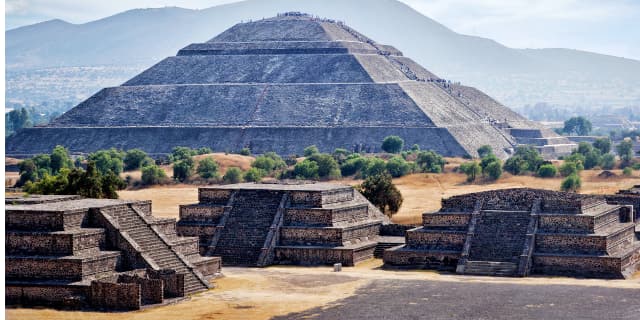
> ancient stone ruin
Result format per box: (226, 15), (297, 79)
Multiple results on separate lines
(6, 195), (220, 310)
(176, 182), (391, 267)
(384, 188), (640, 278)
(6, 13), (573, 159)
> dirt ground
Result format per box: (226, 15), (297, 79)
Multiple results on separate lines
(6, 260), (640, 320)
(118, 167), (639, 224)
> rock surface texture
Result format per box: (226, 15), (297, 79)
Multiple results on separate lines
(6, 13), (573, 159)
(5, 195), (220, 310)
(383, 188), (640, 278)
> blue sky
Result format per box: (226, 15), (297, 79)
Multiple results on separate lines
(6, 0), (640, 60)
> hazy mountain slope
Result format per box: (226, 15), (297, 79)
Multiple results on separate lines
(6, 0), (640, 111)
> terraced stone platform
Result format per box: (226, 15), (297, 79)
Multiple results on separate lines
(176, 181), (389, 267)
(6, 12), (572, 159)
(384, 188), (640, 278)
(5, 195), (220, 310)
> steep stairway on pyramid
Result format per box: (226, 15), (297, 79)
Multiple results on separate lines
(212, 189), (285, 266)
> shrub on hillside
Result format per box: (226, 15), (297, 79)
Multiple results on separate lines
(308, 153), (341, 179)
(169, 146), (197, 162)
(293, 160), (319, 180)
(173, 158), (195, 182)
(561, 174), (581, 192)
(141, 164), (167, 185)
(459, 161), (481, 182)
(559, 161), (582, 177)
(197, 157), (220, 179)
(537, 164), (557, 178)
(239, 148), (252, 156)
(244, 167), (265, 182)
(600, 154), (616, 170)
(386, 156), (411, 178)
(124, 149), (151, 171)
(622, 167), (633, 176)
(484, 161), (502, 180)
(477, 145), (493, 158)
(196, 147), (213, 155)
(381, 136), (404, 154)
(88, 148), (125, 175)
(416, 150), (445, 173)
(223, 167), (243, 184)
(303, 145), (320, 157)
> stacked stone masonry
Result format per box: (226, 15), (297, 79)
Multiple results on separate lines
(176, 182), (388, 267)
(384, 188), (640, 278)
(5, 195), (220, 310)
(6, 13), (573, 159)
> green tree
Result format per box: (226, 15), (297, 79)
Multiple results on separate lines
(561, 174), (582, 192)
(101, 170), (126, 199)
(563, 116), (592, 135)
(244, 167), (265, 182)
(410, 144), (421, 152)
(381, 136), (404, 153)
(503, 155), (528, 175)
(124, 149), (149, 171)
(484, 161), (503, 180)
(239, 148), (252, 156)
(170, 146), (196, 162)
(537, 164), (558, 178)
(600, 153), (616, 170)
(88, 148), (125, 175)
(340, 155), (367, 176)
(50, 145), (74, 174)
(559, 161), (582, 177)
(252, 152), (287, 174)
(386, 156), (411, 178)
(622, 167), (633, 176)
(173, 158), (195, 182)
(477, 145), (493, 158)
(332, 148), (351, 164)
(197, 147), (213, 155)
(223, 167), (243, 184)
(416, 150), (445, 173)
(356, 173), (403, 218)
(616, 139), (634, 166)
(592, 138), (612, 154)
(197, 157), (220, 179)
(309, 153), (341, 179)
(6, 108), (32, 135)
(78, 161), (103, 198)
(293, 160), (319, 179)
(141, 164), (167, 185)
(362, 157), (387, 178)
(459, 161), (481, 182)
(303, 145), (320, 157)
(17, 159), (39, 187)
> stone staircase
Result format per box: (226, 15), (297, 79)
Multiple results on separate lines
(213, 190), (284, 266)
(102, 205), (210, 294)
(464, 261), (518, 276)
(464, 210), (531, 275)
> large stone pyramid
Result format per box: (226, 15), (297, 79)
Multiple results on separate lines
(6, 13), (574, 158)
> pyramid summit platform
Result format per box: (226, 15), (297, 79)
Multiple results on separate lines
(6, 12), (573, 158)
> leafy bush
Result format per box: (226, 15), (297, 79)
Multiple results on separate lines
(223, 167), (243, 184)
(362, 157), (387, 178)
(592, 138), (611, 154)
(381, 136), (404, 153)
(293, 160), (319, 179)
(332, 148), (350, 164)
(169, 146), (196, 162)
(88, 148), (125, 175)
(340, 155), (367, 176)
(559, 161), (582, 177)
(252, 152), (287, 174)
(503, 155), (528, 175)
(622, 167), (633, 176)
(601, 154), (616, 170)
(484, 161), (502, 180)
(124, 149), (149, 171)
(239, 148), (252, 156)
(537, 164), (557, 178)
(477, 145), (493, 158)
(50, 145), (74, 174)
(173, 158), (195, 182)
(356, 173), (403, 218)
(308, 153), (341, 179)
(459, 161), (481, 182)
(197, 157), (219, 179)
(303, 145), (320, 157)
(196, 147), (213, 155)
(561, 174), (581, 192)
(386, 156), (411, 178)
(616, 139), (634, 166)
(244, 167), (265, 182)
(141, 164), (167, 185)
(416, 150), (445, 173)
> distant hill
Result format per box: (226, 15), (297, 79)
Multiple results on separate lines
(6, 0), (640, 110)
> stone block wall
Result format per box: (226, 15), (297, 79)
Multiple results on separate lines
(90, 281), (141, 310)
(405, 229), (466, 251)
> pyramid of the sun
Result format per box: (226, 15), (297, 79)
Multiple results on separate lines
(5, 12), (574, 159)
